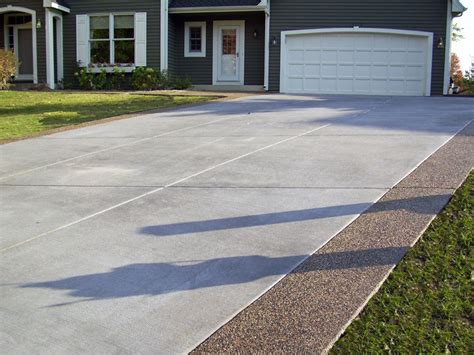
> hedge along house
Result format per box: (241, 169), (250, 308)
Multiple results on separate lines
(0, 0), (468, 96)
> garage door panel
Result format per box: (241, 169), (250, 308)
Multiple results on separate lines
(282, 30), (430, 96)
(289, 63), (304, 76)
(288, 49), (304, 62)
(305, 64), (320, 76)
(305, 78), (320, 91)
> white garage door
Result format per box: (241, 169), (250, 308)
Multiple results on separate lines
(281, 29), (432, 96)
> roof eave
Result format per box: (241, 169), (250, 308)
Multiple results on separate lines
(169, 5), (266, 14)
(43, 0), (70, 13)
(452, 0), (467, 17)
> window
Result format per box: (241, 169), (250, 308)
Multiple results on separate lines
(6, 14), (33, 50)
(89, 14), (135, 67)
(184, 22), (206, 58)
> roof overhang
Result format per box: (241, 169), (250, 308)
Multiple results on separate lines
(43, 0), (70, 13)
(169, 0), (267, 14)
(452, 0), (467, 17)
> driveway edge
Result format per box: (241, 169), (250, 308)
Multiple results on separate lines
(193, 121), (474, 353)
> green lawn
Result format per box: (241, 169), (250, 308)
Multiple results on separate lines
(0, 91), (215, 141)
(332, 172), (473, 354)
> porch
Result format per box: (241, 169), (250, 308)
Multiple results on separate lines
(166, 0), (269, 91)
(0, 2), (69, 88)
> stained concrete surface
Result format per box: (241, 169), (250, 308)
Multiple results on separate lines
(1, 94), (472, 354)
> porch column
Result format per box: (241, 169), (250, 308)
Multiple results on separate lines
(264, 0), (270, 91)
(160, 0), (169, 71)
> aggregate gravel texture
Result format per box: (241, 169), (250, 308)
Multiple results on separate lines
(193, 121), (474, 353)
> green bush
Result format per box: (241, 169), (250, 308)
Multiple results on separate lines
(74, 65), (127, 90)
(172, 76), (192, 90)
(131, 67), (192, 90)
(0, 50), (16, 90)
(131, 66), (159, 90)
(461, 72), (474, 94)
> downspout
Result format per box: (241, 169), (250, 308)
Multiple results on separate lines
(444, 0), (468, 94)
(444, 0), (453, 95)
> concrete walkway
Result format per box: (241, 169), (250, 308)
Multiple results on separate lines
(1, 95), (473, 353)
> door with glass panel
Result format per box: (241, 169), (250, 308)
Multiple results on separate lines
(214, 21), (244, 84)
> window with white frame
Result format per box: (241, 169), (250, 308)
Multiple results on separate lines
(184, 22), (206, 57)
(89, 14), (135, 66)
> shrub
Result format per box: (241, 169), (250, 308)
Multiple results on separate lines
(131, 67), (193, 91)
(75, 67), (95, 90)
(131, 66), (159, 90)
(171, 75), (192, 90)
(109, 66), (127, 90)
(74, 65), (127, 90)
(461, 72), (474, 94)
(0, 50), (16, 90)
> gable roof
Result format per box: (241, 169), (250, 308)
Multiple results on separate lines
(169, 0), (261, 8)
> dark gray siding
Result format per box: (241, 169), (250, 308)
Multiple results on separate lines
(269, 0), (448, 94)
(170, 12), (265, 85)
(168, 14), (178, 74)
(0, 0), (46, 83)
(0, 15), (4, 48)
(62, 0), (161, 82)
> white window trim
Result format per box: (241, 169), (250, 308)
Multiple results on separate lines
(184, 21), (206, 58)
(88, 12), (136, 68)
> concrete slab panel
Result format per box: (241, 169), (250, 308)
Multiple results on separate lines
(1, 187), (386, 354)
(0, 138), (136, 179)
(0, 186), (152, 249)
(2, 136), (286, 187)
(1, 94), (472, 354)
(178, 135), (458, 189)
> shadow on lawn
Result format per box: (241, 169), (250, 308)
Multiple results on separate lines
(0, 95), (183, 127)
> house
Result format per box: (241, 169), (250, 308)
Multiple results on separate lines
(0, 0), (468, 96)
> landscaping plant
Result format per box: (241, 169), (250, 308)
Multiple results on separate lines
(131, 67), (192, 90)
(0, 49), (16, 90)
(461, 72), (474, 94)
(131, 66), (159, 90)
(74, 65), (127, 90)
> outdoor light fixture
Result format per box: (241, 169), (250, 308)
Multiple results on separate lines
(36, 19), (42, 29)
(437, 36), (444, 49)
(253, 29), (258, 38)
(272, 36), (277, 46)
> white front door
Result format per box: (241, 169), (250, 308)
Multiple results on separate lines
(213, 21), (245, 85)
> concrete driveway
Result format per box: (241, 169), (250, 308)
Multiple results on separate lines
(1, 94), (473, 353)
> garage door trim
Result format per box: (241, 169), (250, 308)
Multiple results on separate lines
(280, 27), (434, 96)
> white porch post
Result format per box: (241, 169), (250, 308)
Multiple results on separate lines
(263, 0), (270, 91)
(45, 8), (63, 89)
(160, 0), (169, 71)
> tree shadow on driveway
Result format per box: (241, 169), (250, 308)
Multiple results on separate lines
(18, 194), (449, 305)
(19, 247), (407, 305)
(139, 194), (452, 237)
